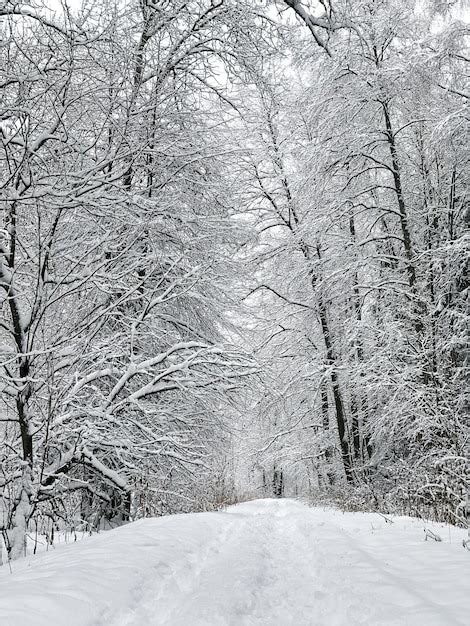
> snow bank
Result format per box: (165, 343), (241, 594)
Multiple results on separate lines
(0, 499), (468, 625)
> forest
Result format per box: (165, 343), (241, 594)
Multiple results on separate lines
(0, 0), (468, 562)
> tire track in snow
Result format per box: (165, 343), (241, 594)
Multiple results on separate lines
(103, 513), (240, 626)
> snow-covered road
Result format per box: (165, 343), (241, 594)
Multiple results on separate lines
(0, 499), (468, 626)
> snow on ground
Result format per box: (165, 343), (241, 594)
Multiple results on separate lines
(0, 499), (468, 626)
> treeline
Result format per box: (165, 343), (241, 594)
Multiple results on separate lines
(0, 0), (267, 560)
(0, 0), (468, 562)
(241, 0), (468, 525)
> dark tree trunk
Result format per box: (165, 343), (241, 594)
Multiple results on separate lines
(273, 466), (284, 497)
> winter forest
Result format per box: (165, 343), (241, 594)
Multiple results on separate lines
(0, 0), (468, 564)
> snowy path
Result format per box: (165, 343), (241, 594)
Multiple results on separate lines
(0, 499), (468, 626)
